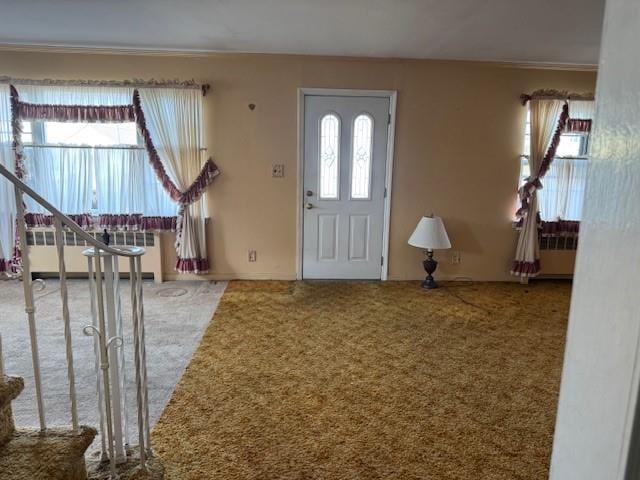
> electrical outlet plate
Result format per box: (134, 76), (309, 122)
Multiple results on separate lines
(451, 250), (461, 264)
(248, 250), (257, 262)
(272, 164), (284, 177)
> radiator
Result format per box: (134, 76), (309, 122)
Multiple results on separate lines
(539, 234), (577, 277)
(25, 229), (164, 282)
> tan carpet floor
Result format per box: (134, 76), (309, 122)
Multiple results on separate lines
(151, 280), (571, 480)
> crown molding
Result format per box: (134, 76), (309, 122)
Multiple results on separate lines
(0, 43), (215, 57)
(0, 42), (599, 71)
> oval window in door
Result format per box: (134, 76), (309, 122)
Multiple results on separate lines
(319, 113), (340, 199)
(351, 114), (373, 199)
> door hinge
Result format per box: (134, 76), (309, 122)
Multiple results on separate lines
(388, 113), (391, 125)
(381, 256), (384, 266)
(384, 187), (387, 198)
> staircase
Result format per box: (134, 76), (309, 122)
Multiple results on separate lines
(0, 375), (96, 480)
(1, 162), (161, 479)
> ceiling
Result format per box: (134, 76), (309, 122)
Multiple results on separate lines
(0, 0), (605, 65)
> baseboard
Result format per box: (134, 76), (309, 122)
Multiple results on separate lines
(163, 272), (298, 281)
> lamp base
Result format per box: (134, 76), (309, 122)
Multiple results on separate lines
(422, 275), (438, 289)
(422, 250), (439, 289)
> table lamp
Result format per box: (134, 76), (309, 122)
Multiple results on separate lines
(408, 215), (451, 289)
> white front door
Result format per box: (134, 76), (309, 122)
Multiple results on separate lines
(302, 95), (390, 279)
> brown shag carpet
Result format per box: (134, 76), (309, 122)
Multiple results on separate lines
(152, 281), (570, 480)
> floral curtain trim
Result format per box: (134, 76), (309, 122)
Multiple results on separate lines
(540, 220), (580, 236)
(175, 257), (209, 274)
(23, 213), (177, 232)
(566, 118), (592, 132)
(511, 259), (541, 276)
(516, 103), (570, 219)
(13, 102), (135, 123)
(25, 213), (94, 229)
(99, 214), (177, 231)
(514, 218), (580, 236)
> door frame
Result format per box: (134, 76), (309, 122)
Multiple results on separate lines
(296, 88), (398, 280)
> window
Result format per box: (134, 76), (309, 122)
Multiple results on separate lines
(519, 109), (589, 222)
(319, 113), (340, 199)
(43, 122), (138, 146)
(23, 120), (175, 218)
(350, 114), (373, 199)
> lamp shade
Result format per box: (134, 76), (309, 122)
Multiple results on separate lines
(408, 216), (451, 250)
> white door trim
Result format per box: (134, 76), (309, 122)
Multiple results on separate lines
(296, 88), (397, 280)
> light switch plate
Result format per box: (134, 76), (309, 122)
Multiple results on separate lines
(272, 164), (285, 177)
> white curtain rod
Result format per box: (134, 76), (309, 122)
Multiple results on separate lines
(0, 76), (211, 95)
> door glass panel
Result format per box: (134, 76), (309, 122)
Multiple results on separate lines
(351, 114), (373, 199)
(319, 114), (340, 199)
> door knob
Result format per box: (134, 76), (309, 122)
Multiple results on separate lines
(305, 202), (314, 210)
(306, 190), (313, 197)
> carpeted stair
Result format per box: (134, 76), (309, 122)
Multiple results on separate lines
(0, 374), (96, 480)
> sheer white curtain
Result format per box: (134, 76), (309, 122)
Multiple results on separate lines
(537, 99), (593, 223)
(23, 146), (94, 214)
(95, 148), (143, 214)
(512, 99), (565, 278)
(138, 88), (209, 271)
(94, 148), (175, 216)
(0, 84), (17, 273)
(568, 100), (595, 122)
(539, 158), (588, 221)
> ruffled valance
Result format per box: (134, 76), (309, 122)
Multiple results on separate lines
(540, 220), (580, 236)
(13, 101), (135, 123)
(566, 119), (592, 132)
(99, 214), (177, 231)
(24, 213), (178, 232)
(24, 213), (94, 229)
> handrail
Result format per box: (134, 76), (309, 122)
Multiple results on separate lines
(0, 163), (142, 257)
(2, 160), (151, 475)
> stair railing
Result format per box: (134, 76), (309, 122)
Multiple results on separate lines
(0, 163), (152, 478)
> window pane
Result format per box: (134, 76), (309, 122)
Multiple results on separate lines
(523, 109), (531, 155)
(539, 158), (587, 221)
(21, 121), (33, 144)
(44, 122), (138, 146)
(319, 114), (340, 199)
(351, 114), (373, 199)
(556, 133), (585, 157)
(519, 156), (530, 185)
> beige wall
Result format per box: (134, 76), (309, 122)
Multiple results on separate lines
(0, 50), (597, 281)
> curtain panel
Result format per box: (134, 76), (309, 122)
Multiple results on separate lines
(512, 99), (568, 278)
(134, 88), (218, 273)
(8, 84), (219, 274)
(0, 85), (17, 274)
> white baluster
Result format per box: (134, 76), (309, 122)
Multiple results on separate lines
(135, 255), (151, 455)
(53, 218), (78, 433)
(13, 186), (46, 431)
(87, 257), (108, 460)
(93, 252), (117, 479)
(129, 257), (147, 470)
(114, 259), (130, 452)
(103, 254), (126, 463)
